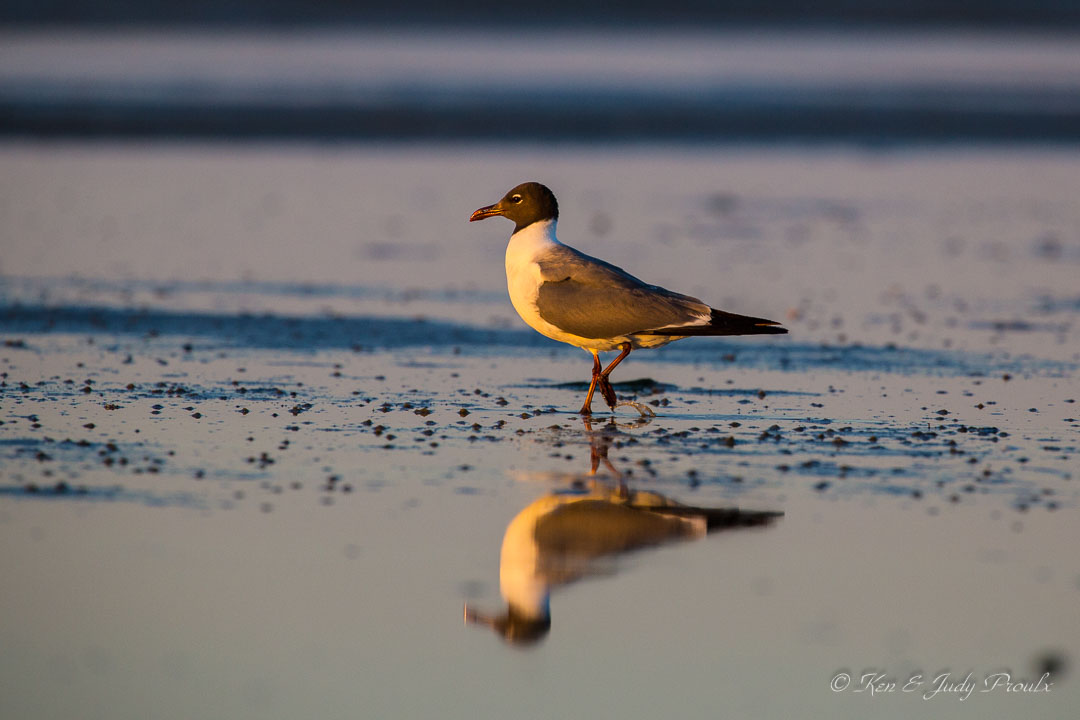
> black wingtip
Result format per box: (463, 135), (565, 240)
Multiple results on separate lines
(708, 309), (788, 336)
(649, 506), (784, 531)
(753, 323), (789, 335)
(649, 309), (788, 337)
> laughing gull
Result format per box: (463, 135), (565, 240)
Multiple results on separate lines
(470, 182), (787, 414)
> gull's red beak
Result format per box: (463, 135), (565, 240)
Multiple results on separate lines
(464, 604), (498, 627)
(469, 203), (503, 222)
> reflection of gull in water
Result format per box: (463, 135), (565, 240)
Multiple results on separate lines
(513, 414), (651, 487)
(583, 414), (644, 480)
(466, 422), (783, 645)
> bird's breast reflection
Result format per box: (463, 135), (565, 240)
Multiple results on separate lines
(466, 418), (783, 646)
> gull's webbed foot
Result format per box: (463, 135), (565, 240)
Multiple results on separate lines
(597, 375), (617, 409)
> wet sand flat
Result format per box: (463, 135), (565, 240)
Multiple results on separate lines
(1, 142), (1078, 719)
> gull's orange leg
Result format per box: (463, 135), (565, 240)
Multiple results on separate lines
(601, 343), (632, 377)
(596, 343), (632, 409)
(579, 351), (603, 415)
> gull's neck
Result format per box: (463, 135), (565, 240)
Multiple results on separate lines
(506, 218), (560, 263)
(498, 494), (555, 621)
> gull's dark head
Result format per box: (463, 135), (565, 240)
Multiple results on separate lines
(465, 603), (551, 647)
(470, 182), (559, 232)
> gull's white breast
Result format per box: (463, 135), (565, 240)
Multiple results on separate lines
(504, 219), (643, 352)
(505, 220), (596, 348)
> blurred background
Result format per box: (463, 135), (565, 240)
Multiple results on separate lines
(2, 1), (1080, 144)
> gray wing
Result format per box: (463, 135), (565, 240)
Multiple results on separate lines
(534, 244), (710, 339)
(537, 500), (701, 553)
(535, 500), (699, 585)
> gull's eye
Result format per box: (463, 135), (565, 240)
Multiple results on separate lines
(510, 195), (523, 204)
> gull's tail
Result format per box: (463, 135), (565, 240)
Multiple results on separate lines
(651, 308), (788, 337)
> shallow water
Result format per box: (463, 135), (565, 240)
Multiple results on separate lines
(1, 142), (1078, 719)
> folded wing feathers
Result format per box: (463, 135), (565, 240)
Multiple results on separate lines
(534, 245), (787, 339)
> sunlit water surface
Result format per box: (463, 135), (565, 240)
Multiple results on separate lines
(1, 141), (1078, 719)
